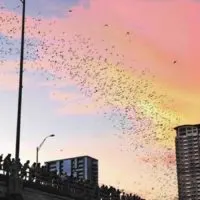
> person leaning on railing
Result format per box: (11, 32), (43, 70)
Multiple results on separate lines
(29, 162), (36, 182)
(35, 163), (41, 184)
(0, 154), (3, 173)
(40, 165), (49, 186)
(51, 170), (58, 188)
(3, 154), (11, 176)
(21, 160), (30, 180)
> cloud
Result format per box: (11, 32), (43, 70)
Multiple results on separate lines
(38, 79), (74, 88)
(0, 60), (18, 72)
(49, 90), (79, 102)
(49, 90), (104, 115)
(57, 102), (99, 115)
(0, 60), (43, 91)
(0, 73), (18, 91)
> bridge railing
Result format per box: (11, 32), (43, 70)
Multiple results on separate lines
(0, 167), (144, 200)
(0, 172), (99, 200)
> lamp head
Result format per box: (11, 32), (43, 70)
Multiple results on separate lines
(50, 134), (55, 137)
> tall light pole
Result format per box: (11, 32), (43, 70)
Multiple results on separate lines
(7, 0), (26, 196)
(15, 0), (25, 164)
(36, 134), (55, 165)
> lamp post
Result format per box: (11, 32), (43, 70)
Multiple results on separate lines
(36, 134), (55, 165)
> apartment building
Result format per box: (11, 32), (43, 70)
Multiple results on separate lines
(45, 155), (98, 184)
(175, 124), (200, 200)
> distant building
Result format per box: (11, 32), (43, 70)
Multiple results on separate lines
(175, 124), (200, 199)
(45, 156), (98, 184)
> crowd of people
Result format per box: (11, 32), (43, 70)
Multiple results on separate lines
(0, 154), (144, 200)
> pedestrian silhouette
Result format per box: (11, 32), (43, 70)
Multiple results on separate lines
(3, 154), (11, 176)
(16, 158), (22, 176)
(0, 154), (3, 171)
(21, 160), (30, 180)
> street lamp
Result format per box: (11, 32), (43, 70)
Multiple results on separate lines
(36, 134), (55, 165)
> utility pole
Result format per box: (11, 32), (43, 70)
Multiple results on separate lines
(15, 0), (25, 164)
(7, 0), (26, 198)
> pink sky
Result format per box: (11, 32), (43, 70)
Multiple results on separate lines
(0, 0), (199, 199)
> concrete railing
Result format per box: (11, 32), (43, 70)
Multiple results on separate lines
(0, 174), (99, 200)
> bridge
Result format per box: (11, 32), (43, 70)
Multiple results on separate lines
(0, 174), (96, 200)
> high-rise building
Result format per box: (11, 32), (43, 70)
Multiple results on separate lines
(175, 124), (200, 199)
(45, 155), (98, 184)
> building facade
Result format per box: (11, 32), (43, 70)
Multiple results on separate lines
(45, 156), (98, 184)
(175, 124), (200, 200)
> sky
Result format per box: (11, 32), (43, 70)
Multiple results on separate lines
(0, 0), (199, 199)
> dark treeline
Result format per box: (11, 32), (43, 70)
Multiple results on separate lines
(0, 154), (145, 200)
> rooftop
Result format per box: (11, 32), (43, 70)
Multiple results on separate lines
(174, 124), (200, 130)
(45, 155), (98, 163)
